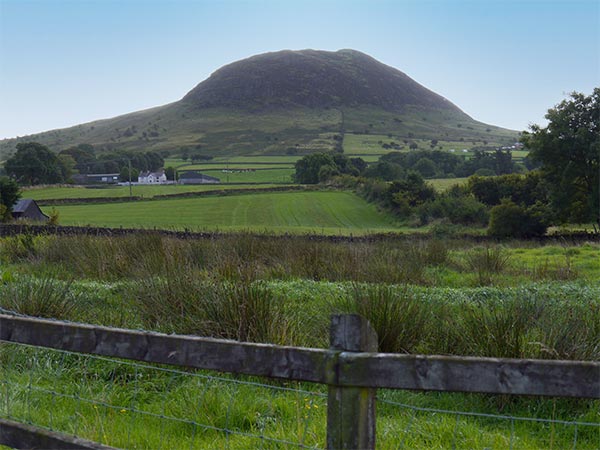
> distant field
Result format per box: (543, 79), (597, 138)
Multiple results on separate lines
(179, 163), (295, 170)
(212, 155), (301, 163)
(200, 168), (294, 183)
(343, 134), (524, 160)
(429, 177), (468, 191)
(343, 134), (482, 156)
(23, 184), (284, 200)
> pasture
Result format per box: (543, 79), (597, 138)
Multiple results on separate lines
(41, 191), (399, 234)
(23, 183), (284, 200)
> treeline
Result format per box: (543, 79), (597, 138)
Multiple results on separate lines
(60, 144), (164, 175)
(364, 148), (521, 179)
(293, 148), (522, 185)
(344, 172), (553, 237)
(4, 142), (164, 185)
(292, 152), (564, 237)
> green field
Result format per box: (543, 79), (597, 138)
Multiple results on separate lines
(200, 168), (294, 183)
(343, 133), (523, 158)
(429, 177), (468, 191)
(179, 162), (294, 169)
(23, 183), (284, 200)
(212, 155), (302, 163)
(44, 191), (398, 233)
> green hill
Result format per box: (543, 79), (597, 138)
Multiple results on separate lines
(0, 49), (517, 159)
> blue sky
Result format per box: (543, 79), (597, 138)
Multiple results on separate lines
(0, 0), (598, 139)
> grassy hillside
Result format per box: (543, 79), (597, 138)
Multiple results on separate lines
(0, 105), (517, 160)
(0, 50), (518, 159)
(43, 191), (398, 234)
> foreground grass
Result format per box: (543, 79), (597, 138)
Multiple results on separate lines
(41, 191), (399, 234)
(2, 349), (596, 449)
(0, 235), (598, 448)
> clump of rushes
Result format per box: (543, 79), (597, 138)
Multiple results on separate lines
(342, 283), (431, 353)
(465, 245), (511, 285)
(129, 267), (295, 345)
(0, 274), (83, 319)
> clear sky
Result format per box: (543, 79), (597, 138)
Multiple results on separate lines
(0, 0), (598, 139)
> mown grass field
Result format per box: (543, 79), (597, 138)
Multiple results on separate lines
(200, 168), (294, 183)
(23, 183), (285, 200)
(42, 191), (399, 234)
(179, 163), (295, 170)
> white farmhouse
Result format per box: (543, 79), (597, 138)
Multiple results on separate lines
(138, 169), (167, 184)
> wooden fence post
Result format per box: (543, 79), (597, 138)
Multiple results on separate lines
(327, 314), (378, 449)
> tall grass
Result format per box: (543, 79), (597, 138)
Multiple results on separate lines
(0, 234), (597, 359)
(1, 234), (453, 284)
(342, 284), (431, 353)
(127, 272), (295, 345)
(0, 274), (84, 319)
(464, 245), (511, 285)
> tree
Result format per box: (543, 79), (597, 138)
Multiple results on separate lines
(0, 177), (21, 221)
(413, 157), (437, 178)
(57, 154), (77, 182)
(521, 89), (600, 226)
(388, 172), (435, 209)
(5, 142), (67, 185)
(165, 166), (177, 181)
(60, 144), (95, 174)
(293, 153), (336, 184)
(363, 161), (404, 181)
(119, 166), (139, 182)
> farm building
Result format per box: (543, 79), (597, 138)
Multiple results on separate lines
(178, 171), (220, 184)
(72, 173), (120, 184)
(11, 199), (49, 222)
(138, 170), (167, 184)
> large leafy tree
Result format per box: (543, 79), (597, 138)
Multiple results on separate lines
(5, 142), (66, 185)
(521, 89), (599, 226)
(0, 177), (21, 221)
(293, 153), (336, 184)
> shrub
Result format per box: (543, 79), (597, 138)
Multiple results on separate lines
(488, 200), (548, 238)
(419, 194), (489, 226)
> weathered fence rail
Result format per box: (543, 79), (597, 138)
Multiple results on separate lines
(0, 313), (598, 449)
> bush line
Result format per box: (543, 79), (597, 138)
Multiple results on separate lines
(0, 223), (597, 245)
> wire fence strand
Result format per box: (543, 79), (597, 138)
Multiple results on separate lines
(1, 337), (598, 449)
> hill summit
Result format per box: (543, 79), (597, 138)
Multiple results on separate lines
(183, 49), (464, 113)
(0, 49), (517, 157)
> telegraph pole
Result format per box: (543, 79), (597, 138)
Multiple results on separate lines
(128, 159), (133, 199)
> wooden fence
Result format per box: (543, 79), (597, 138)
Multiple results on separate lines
(0, 313), (598, 449)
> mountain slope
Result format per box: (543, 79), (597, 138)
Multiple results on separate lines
(0, 49), (517, 159)
(183, 49), (464, 113)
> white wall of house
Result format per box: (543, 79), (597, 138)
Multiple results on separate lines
(138, 171), (167, 184)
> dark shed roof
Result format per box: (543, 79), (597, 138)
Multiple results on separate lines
(12, 199), (49, 222)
